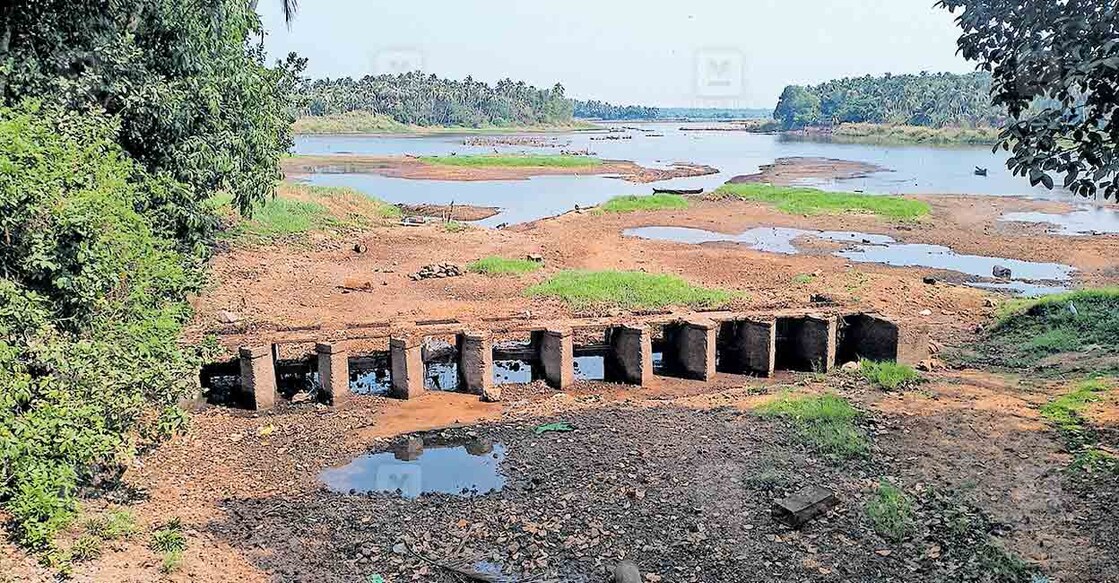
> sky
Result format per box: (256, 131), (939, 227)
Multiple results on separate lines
(257, 0), (976, 109)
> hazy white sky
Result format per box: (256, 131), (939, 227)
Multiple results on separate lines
(258, 0), (975, 108)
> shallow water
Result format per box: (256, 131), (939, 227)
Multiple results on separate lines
(295, 123), (1085, 225)
(1000, 205), (1119, 236)
(320, 438), (506, 498)
(349, 353), (392, 396)
(624, 225), (1074, 296)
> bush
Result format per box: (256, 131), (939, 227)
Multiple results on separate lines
(0, 105), (201, 549)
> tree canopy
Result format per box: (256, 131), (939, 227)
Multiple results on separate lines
(772, 72), (1004, 130)
(938, 0), (1119, 200)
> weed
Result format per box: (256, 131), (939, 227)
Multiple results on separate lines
(714, 183), (929, 220)
(743, 466), (787, 492)
(467, 256), (541, 276)
(84, 510), (138, 541)
(866, 481), (915, 541)
(441, 220), (470, 233)
(525, 270), (735, 311)
(149, 518), (186, 554)
(419, 154), (602, 168)
(792, 273), (816, 285)
(598, 193), (689, 213)
(1039, 379), (1117, 473)
(859, 360), (920, 391)
(161, 549), (183, 574)
(68, 535), (103, 563)
(755, 393), (868, 459)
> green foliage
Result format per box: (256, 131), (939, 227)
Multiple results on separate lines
(773, 72), (1003, 130)
(598, 194), (690, 213)
(975, 289), (1119, 372)
(828, 123), (1000, 145)
(467, 256), (542, 276)
(67, 535), (102, 563)
(84, 510), (138, 541)
(419, 154), (601, 168)
(0, 106), (198, 549)
(573, 100), (659, 120)
(292, 111), (412, 134)
(294, 72), (574, 127)
(217, 184), (399, 245)
(0, 0), (299, 232)
(525, 270), (735, 311)
(1039, 380), (1117, 473)
(755, 393), (869, 459)
(866, 481), (915, 541)
(792, 273), (816, 285)
(441, 221), (471, 233)
(715, 183), (929, 220)
(161, 550), (184, 574)
(939, 0), (1119, 200)
(149, 518), (186, 554)
(860, 360), (920, 391)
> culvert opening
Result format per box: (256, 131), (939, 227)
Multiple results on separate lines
(652, 324), (688, 378)
(200, 359), (249, 408)
(775, 317), (831, 373)
(573, 328), (625, 383)
(422, 337), (462, 392)
(275, 356), (319, 401)
(837, 314), (899, 364)
(349, 351), (392, 396)
(493, 337), (544, 386)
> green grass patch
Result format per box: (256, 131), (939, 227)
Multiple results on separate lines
(441, 220), (470, 233)
(467, 256), (542, 276)
(598, 193), (689, 213)
(67, 535), (102, 563)
(83, 510), (137, 541)
(859, 360), (920, 391)
(792, 273), (816, 285)
(714, 183), (929, 220)
(149, 519), (186, 554)
(830, 123), (1000, 145)
(866, 481), (915, 541)
(292, 111), (412, 134)
(214, 184), (400, 245)
(525, 270), (735, 311)
(973, 288), (1119, 374)
(755, 392), (869, 459)
(419, 154), (602, 168)
(1039, 379), (1117, 473)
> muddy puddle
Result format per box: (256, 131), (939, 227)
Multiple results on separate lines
(1000, 205), (1119, 236)
(624, 225), (1075, 296)
(319, 437), (506, 498)
(493, 341), (544, 385)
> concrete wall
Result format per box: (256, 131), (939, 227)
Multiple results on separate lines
(776, 316), (837, 373)
(239, 345), (278, 410)
(677, 319), (717, 381)
(458, 331), (497, 400)
(316, 342), (350, 404)
(389, 336), (425, 399)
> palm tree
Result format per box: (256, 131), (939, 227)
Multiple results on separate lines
(281, 0), (298, 25)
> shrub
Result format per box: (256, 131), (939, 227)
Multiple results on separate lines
(859, 360), (920, 390)
(866, 481), (915, 541)
(0, 105), (200, 549)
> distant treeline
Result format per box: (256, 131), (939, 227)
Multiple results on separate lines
(572, 99), (659, 120)
(293, 72), (574, 127)
(773, 72), (1004, 130)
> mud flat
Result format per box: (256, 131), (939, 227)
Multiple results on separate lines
(728, 156), (889, 186)
(283, 154), (718, 184)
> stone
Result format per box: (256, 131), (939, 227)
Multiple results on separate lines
(481, 384), (502, 403)
(922, 276), (937, 285)
(216, 310), (240, 324)
(353, 242), (367, 254)
(919, 309), (932, 316)
(527, 253), (544, 263)
(613, 560), (642, 583)
(772, 485), (838, 528)
(992, 265), (1012, 279)
(840, 360), (861, 372)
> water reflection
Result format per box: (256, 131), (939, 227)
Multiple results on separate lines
(320, 437), (506, 498)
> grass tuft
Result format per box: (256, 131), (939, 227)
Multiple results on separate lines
(714, 183), (929, 220)
(598, 193), (689, 213)
(755, 393), (868, 459)
(525, 270), (735, 311)
(84, 510), (138, 541)
(467, 256), (542, 276)
(419, 154), (601, 168)
(149, 518), (186, 555)
(859, 360), (920, 391)
(866, 481), (915, 541)
(1039, 379), (1117, 473)
(214, 183), (400, 245)
(67, 535), (102, 563)
(441, 220), (470, 233)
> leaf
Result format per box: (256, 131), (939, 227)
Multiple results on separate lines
(533, 422), (575, 434)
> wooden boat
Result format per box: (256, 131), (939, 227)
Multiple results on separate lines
(653, 187), (704, 195)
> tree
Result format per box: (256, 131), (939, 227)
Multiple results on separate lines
(774, 85), (821, 129)
(939, 0), (1119, 199)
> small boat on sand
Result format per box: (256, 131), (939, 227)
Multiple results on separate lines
(653, 187), (704, 195)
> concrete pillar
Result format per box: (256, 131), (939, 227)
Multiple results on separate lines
(609, 324), (653, 385)
(800, 315), (838, 373)
(536, 328), (574, 389)
(678, 318), (717, 381)
(316, 342), (350, 404)
(239, 345), (278, 410)
(721, 319), (776, 377)
(458, 331), (496, 399)
(389, 336), (425, 399)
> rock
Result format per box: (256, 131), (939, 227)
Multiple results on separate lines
(613, 560), (642, 583)
(916, 358), (944, 371)
(527, 253), (544, 263)
(840, 361), (861, 372)
(810, 294), (834, 304)
(922, 276), (937, 285)
(353, 242), (367, 254)
(992, 265), (1012, 279)
(919, 309), (932, 316)
(772, 485), (838, 528)
(983, 297), (998, 308)
(481, 385), (502, 403)
(216, 310), (240, 324)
